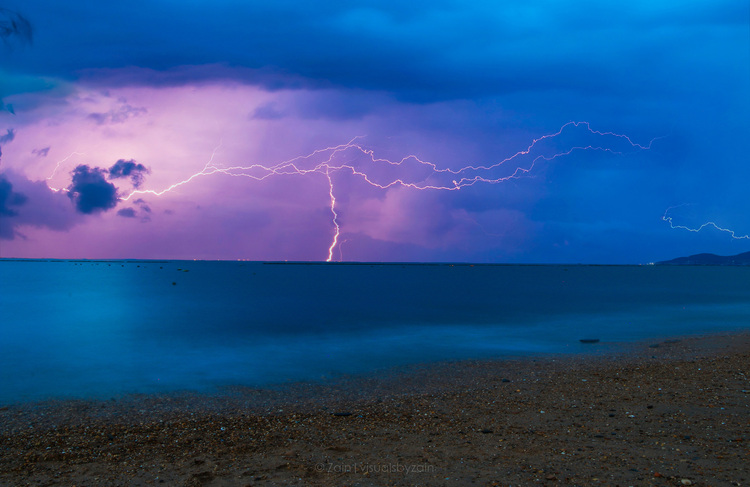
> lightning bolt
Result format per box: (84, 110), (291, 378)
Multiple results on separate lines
(46, 151), (86, 190)
(325, 167), (340, 262)
(50, 122), (658, 261)
(662, 205), (749, 240)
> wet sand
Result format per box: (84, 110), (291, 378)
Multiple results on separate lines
(1, 332), (749, 486)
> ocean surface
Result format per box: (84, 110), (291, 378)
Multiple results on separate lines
(1, 260), (749, 404)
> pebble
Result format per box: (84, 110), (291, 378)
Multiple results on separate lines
(2, 333), (748, 486)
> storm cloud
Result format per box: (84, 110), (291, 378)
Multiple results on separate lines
(0, 129), (16, 161)
(0, 100), (15, 114)
(0, 170), (82, 241)
(116, 207), (136, 218)
(66, 165), (118, 214)
(1, 1), (745, 102)
(0, 129), (15, 144)
(0, 174), (26, 214)
(31, 146), (49, 157)
(88, 103), (147, 125)
(107, 159), (150, 188)
(0, 7), (32, 48)
(0, 1), (747, 262)
(0, 175), (27, 238)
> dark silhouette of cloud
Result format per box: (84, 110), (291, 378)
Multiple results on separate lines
(87, 103), (146, 125)
(32, 146), (50, 157)
(0, 100), (15, 114)
(250, 102), (286, 120)
(0, 174), (27, 217)
(0, 176), (26, 239)
(66, 165), (118, 214)
(0, 170), (82, 240)
(3, 2), (744, 102)
(0, 129), (16, 162)
(107, 159), (150, 188)
(117, 199), (151, 222)
(116, 207), (136, 218)
(133, 198), (151, 213)
(0, 128), (15, 144)
(0, 7), (32, 48)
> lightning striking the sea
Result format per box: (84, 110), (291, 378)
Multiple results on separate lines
(45, 121), (661, 261)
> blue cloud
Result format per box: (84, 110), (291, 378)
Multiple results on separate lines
(3, 1), (745, 101)
(116, 207), (136, 218)
(107, 159), (150, 188)
(0, 170), (82, 240)
(0, 7), (32, 48)
(66, 165), (118, 214)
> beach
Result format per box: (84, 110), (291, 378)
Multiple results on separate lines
(1, 332), (748, 486)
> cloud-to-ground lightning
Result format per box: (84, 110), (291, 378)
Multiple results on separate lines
(324, 167), (340, 262)
(50, 121), (658, 261)
(662, 205), (749, 240)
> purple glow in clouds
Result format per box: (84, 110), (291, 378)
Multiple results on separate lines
(1, 1), (748, 262)
(1, 84), (656, 261)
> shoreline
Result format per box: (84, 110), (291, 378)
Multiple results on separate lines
(2, 331), (749, 486)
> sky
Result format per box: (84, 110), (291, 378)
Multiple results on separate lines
(0, 1), (748, 263)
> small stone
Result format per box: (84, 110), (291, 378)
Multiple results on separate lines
(545, 474), (557, 480)
(480, 429), (493, 434)
(681, 480), (693, 485)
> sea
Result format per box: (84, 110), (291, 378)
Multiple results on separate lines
(1, 260), (749, 404)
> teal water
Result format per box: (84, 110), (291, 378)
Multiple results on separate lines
(1, 261), (749, 404)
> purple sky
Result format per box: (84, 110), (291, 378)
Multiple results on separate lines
(1, 1), (748, 262)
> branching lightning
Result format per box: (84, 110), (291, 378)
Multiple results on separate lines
(47, 121), (660, 261)
(662, 205), (749, 240)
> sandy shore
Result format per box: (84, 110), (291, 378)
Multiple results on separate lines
(1, 333), (749, 486)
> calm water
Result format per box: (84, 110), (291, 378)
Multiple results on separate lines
(1, 260), (749, 404)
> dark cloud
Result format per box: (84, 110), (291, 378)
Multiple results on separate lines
(0, 129), (15, 161)
(0, 128), (15, 144)
(0, 173), (27, 239)
(107, 159), (150, 188)
(0, 100), (15, 114)
(3, 1), (745, 101)
(31, 146), (49, 157)
(250, 102), (286, 120)
(0, 174), (27, 218)
(87, 103), (146, 125)
(0, 170), (82, 240)
(133, 198), (151, 213)
(66, 165), (118, 214)
(0, 7), (32, 48)
(117, 199), (151, 222)
(116, 207), (136, 218)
